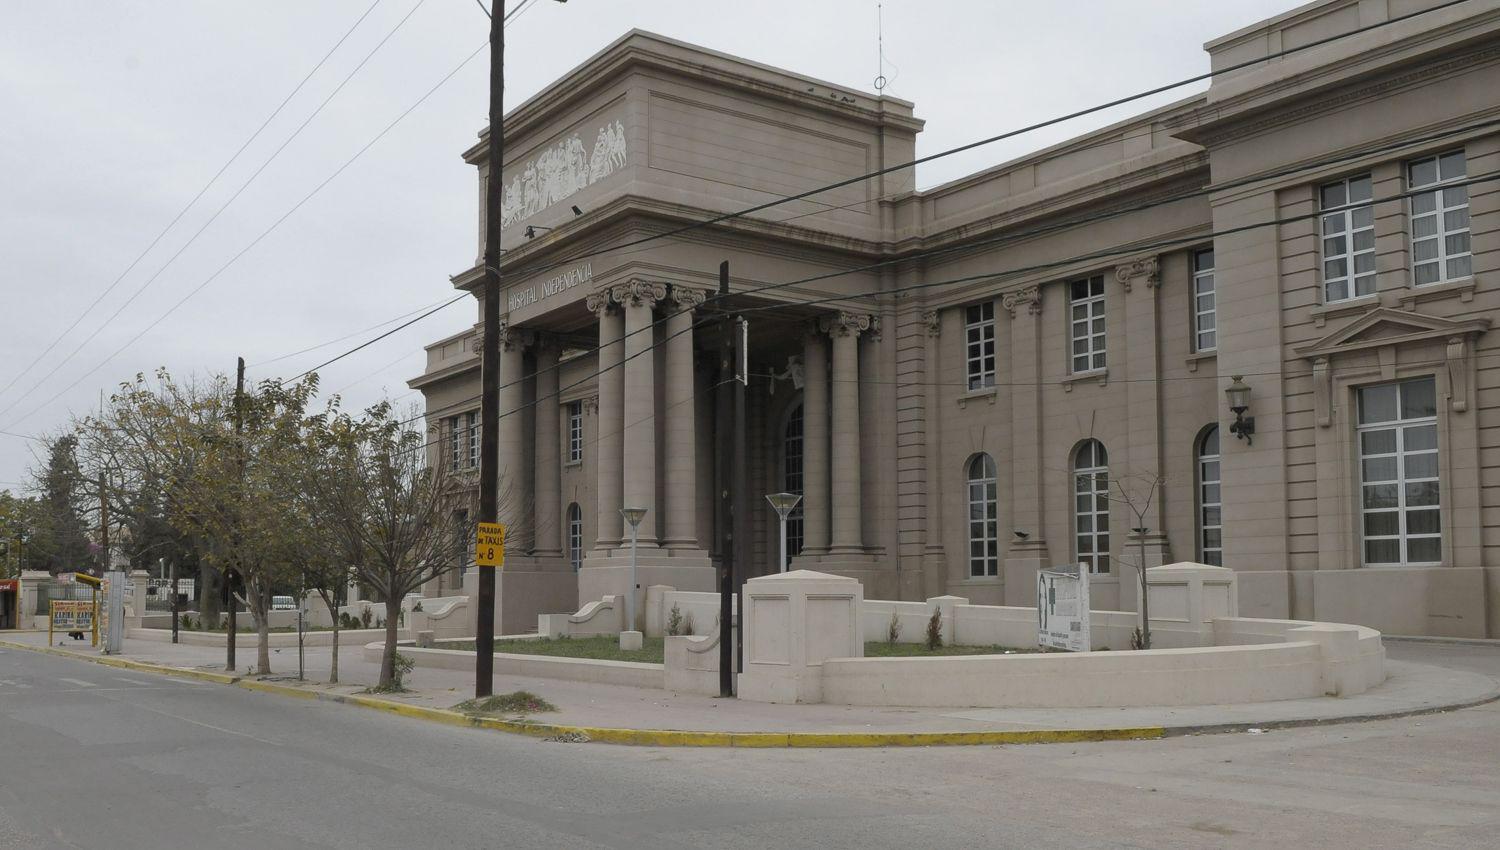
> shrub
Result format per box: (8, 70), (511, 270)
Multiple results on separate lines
(391, 651), (414, 688)
(683, 612), (695, 637)
(412, 600), (423, 613)
(666, 603), (684, 637)
(359, 608), (373, 629)
(925, 608), (943, 651)
(887, 611), (902, 644)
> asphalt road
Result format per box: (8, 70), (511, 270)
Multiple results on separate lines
(0, 641), (1497, 849)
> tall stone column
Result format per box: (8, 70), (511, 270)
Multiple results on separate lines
(1116, 257), (1169, 612)
(532, 336), (563, 559)
(800, 325), (829, 556)
(664, 286), (705, 550)
(587, 292), (624, 552)
(497, 321), (531, 549)
(614, 279), (667, 546)
(822, 311), (871, 556)
(1002, 285), (1049, 605)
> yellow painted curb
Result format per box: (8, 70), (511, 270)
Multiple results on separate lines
(0, 639), (239, 685)
(0, 639), (1166, 747)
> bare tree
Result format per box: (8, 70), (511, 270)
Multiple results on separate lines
(321, 403), (478, 689)
(1107, 471), (1166, 650)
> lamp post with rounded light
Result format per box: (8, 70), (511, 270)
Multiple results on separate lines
(765, 493), (803, 573)
(619, 507), (647, 650)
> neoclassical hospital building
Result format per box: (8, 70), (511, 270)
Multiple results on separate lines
(413, 0), (1500, 638)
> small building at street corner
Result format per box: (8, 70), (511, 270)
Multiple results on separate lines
(413, 0), (1500, 639)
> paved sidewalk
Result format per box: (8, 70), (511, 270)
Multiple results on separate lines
(3, 630), (1496, 742)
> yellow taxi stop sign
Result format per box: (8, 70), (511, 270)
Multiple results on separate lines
(476, 522), (506, 567)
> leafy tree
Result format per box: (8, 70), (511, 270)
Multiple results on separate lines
(31, 434), (92, 574)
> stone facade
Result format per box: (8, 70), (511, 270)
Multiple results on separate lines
(413, 1), (1500, 637)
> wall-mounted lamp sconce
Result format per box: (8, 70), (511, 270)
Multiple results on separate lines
(1226, 374), (1255, 445)
(571, 205), (584, 216)
(524, 224), (555, 239)
(1013, 530), (1029, 541)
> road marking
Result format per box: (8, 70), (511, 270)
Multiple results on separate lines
(57, 677), (96, 688)
(114, 677), (152, 686)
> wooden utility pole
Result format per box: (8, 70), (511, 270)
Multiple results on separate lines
(475, 0), (506, 698)
(228, 355), (244, 672)
(716, 262), (734, 697)
(98, 472), (108, 574)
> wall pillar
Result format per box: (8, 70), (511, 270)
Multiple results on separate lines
(615, 279), (667, 547)
(1002, 286), (1050, 604)
(497, 321), (531, 549)
(1116, 257), (1170, 612)
(823, 311), (871, 555)
(664, 287), (706, 550)
(799, 325), (830, 558)
(587, 292), (624, 553)
(533, 336), (563, 559)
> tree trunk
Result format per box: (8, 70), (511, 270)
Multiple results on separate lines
(247, 577), (271, 675)
(199, 561), (221, 628)
(378, 596), (402, 689)
(324, 593), (340, 685)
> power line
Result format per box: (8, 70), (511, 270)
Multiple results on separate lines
(246, 295), (461, 369)
(272, 0), (1474, 383)
(405, 167), (1500, 434)
(0, 0), (386, 406)
(395, 113), (1500, 425)
(2, 38), (491, 430)
(0, 0), (431, 423)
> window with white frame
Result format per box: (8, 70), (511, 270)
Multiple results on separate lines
(1198, 426), (1222, 567)
(447, 415), (463, 471)
(1320, 174), (1376, 302)
(567, 503), (583, 571)
(1069, 276), (1106, 373)
(567, 401), (583, 463)
(1409, 151), (1470, 286)
(1193, 248), (1216, 352)
(467, 411), (479, 469)
(1359, 377), (1440, 566)
(1073, 439), (1110, 573)
(782, 403), (804, 567)
(965, 302), (996, 390)
(967, 453), (998, 578)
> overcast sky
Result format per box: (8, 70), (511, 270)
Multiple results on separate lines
(0, 0), (1294, 489)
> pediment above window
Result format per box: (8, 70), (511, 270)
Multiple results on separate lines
(1298, 307), (1489, 426)
(1295, 307), (1489, 361)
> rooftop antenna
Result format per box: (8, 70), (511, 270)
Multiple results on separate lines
(873, 2), (887, 93)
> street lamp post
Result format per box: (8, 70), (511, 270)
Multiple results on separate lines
(765, 493), (802, 573)
(619, 507), (647, 650)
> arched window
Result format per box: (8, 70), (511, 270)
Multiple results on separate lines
(567, 503), (583, 572)
(967, 453), (998, 577)
(1073, 440), (1110, 573)
(1197, 427), (1222, 566)
(782, 403), (804, 568)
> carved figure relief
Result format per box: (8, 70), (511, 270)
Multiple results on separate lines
(500, 119), (628, 229)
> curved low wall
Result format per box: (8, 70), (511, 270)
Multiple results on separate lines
(821, 618), (1386, 708)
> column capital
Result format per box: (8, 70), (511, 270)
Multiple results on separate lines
(1001, 285), (1042, 318)
(584, 290), (617, 317)
(922, 309), (942, 336)
(581, 394), (599, 414)
(1114, 256), (1160, 292)
(819, 311), (873, 338)
(611, 279), (668, 309)
(495, 319), (532, 352)
(669, 285), (709, 311)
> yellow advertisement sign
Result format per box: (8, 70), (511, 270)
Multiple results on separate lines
(476, 522), (506, 567)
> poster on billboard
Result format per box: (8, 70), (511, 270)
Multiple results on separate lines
(1037, 564), (1091, 652)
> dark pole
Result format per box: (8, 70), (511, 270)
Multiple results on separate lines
(475, 0), (505, 699)
(98, 472), (108, 574)
(716, 262), (734, 697)
(228, 355), (244, 672)
(732, 311), (748, 681)
(170, 557), (179, 644)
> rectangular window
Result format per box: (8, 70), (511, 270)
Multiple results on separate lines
(1358, 377), (1440, 566)
(567, 401), (583, 463)
(1198, 428), (1222, 567)
(1408, 151), (1470, 286)
(965, 302), (996, 390)
(447, 416), (462, 472)
(1320, 175), (1376, 303)
(1193, 248), (1216, 352)
(467, 412), (479, 469)
(1069, 275), (1106, 373)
